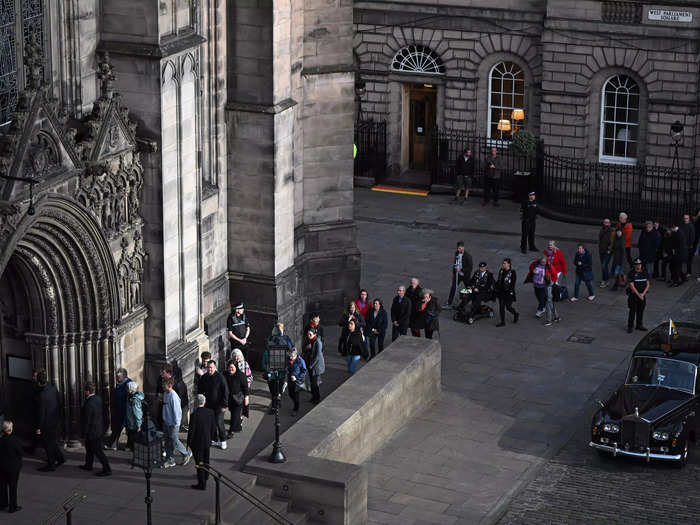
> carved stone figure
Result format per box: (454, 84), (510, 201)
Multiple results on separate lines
(114, 185), (126, 227)
(128, 176), (141, 223)
(102, 191), (113, 232)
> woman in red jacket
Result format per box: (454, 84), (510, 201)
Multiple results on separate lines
(353, 289), (371, 320)
(544, 240), (567, 282)
(618, 212), (634, 267)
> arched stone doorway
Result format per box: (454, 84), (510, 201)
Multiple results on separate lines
(0, 195), (121, 442)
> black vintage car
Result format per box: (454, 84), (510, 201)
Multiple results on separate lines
(590, 321), (700, 465)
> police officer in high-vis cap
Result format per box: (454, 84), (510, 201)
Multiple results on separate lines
(227, 302), (251, 358)
(627, 258), (649, 333)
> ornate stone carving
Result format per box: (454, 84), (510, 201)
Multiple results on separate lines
(118, 231), (147, 315)
(0, 202), (22, 246)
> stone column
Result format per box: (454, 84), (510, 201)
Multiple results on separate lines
(226, 0), (304, 358)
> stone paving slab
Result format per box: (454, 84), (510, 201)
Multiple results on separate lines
(355, 189), (698, 525)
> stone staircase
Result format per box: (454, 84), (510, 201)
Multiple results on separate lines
(200, 470), (309, 525)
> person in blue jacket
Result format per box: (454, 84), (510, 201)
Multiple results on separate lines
(571, 244), (595, 301)
(286, 349), (307, 417)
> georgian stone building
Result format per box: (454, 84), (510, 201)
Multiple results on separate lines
(0, 1), (358, 440)
(353, 0), (700, 178)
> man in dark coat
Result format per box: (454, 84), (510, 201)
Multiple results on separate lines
(227, 302), (251, 360)
(483, 147), (501, 206)
(35, 370), (65, 472)
(80, 382), (111, 476)
(669, 224), (686, 286)
(454, 147), (474, 204)
(627, 258), (650, 333)
(444, 241), (472, 309)
(520, 192), (538, 253)
(0, 420), (23, 513)
(188, 395), (217, 490)
(105, 368), (131, 450)
(418, 289), (441, 340)
(637, 221), (661, 278)
(196, 360), (229, 448)
(405, 277), (423, 337)
(680, 214), (696, 277)
(390, 286), (412, 341)
(466, 262), (496, 317)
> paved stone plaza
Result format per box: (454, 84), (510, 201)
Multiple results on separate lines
(11, 188), (700, 524)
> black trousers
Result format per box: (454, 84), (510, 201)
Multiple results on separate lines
(627, 295), (646, 328)
(0, 469), (19, 509)
(625, 247), (633, 268)
(391, 325), (407, 341)
(468, 292), (485, 315)
(309, 371), (321, 402)
(447, 271), (467, 305)
(369, 334), (385, 357)
(192, 448), (210, 488)
(425, 327), (438, 339)
(686, 250), (694, 275)
(670, 259), (683, 283)
(288, 381), (300, 411)
(228, 403), (243, 433)
(483, 178), (500, 203)
(521, 220), (536, 251)
(84, 437), (111, 472)
(214, 409), (227, 442)
(498, 297), (517, 323)
(41, 428), (65, 468)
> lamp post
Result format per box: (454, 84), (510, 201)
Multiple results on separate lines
(131, 401), (165, 525)
(267, 346), (288, 463)
(355, 78), (366, 124)
(670, 120), (684, 173)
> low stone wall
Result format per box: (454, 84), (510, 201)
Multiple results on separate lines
(244, 336), (441, 524)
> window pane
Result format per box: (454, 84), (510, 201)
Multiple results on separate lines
(502, 94), (513, 108)
(604, 107), (615, 121)
(614, 140), (626, 157)
(604, 139), (615, 155)
(503, 78), (513, 94)
(628, 109), (639, 124)
(627, 141), (637, 157)
(615, 107), (627, 123)
(628, 125), (638, 141)
(514, 94), (524, 108)
(604, 123), (615, 140)
(605, 92), (616, 107)
(628, 93), (640, 110)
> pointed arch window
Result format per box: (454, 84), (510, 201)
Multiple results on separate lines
(0, 0), (47, 126)
(391, 45), (445, 75)
(488, 61), (525, 140)
(599, 74), (639, 164)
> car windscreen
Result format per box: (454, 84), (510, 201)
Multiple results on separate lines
(626, 357), (697, 394)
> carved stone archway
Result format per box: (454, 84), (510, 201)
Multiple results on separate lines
(0, 195), (121, 441)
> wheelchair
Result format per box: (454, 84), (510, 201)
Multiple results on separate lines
(453, 288), (495, 325)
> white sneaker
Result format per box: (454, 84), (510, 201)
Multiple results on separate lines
(587, 295), (595, 301)
(211, 441), (218, 447)
(570, 297), (578, 302)
(535, 309), (544, 318)
(220, 441), (227, 450)
(162, 459), (176, 469)
(182, 450), (192, 466)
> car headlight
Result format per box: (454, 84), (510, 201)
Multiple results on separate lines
(603, 423), (620, 433)
(652, 431), (669, 441)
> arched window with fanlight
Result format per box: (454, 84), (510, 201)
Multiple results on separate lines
(599, 74), (639, 164)
(488, 61), (525, 140)
(391, 45), (445, 75)
(0, 0), (48, 126)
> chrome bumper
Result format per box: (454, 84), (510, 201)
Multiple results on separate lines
(589, 441), (682, 461)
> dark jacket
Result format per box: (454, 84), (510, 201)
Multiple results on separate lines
(679, 222), (696, 253)
(197, 371), (228, 411)
(418, 297), (441, 332)
(225, 370), (249, 407)
(303, 337), (325, 377)
(671, 229), (687, 261)
(456, 154), (475, 177)
(81, 394), (105, 440)
(612, 234), (626, 266)
(521, 200), (537, 223)
(0, 433), (23, 474)
(574, 250), (594, 279)
(110, 378), (132, 424)
(637, 229), (661, 264)
(405, 284), (423, 329)
(345, 329), (366, 357)
(390, 295), (412, 330)
(452, 250), (473, 282)
(187, 406), (217, 451)
(486, 155), (501, 179)
(287, 356), (307, 382)
(495, 268), (517, 300)
(366, 307), (388, 338)
(598, 225), (613, 254)
(468, 270), (495, 299)
(36, 383), (62, 432)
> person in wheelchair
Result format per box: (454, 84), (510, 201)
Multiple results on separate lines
(465, 262), (496, 319)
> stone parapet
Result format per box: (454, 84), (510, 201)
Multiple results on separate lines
(245, 335), (441, 524)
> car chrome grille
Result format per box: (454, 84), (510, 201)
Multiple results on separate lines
(622, 419), (650, 450)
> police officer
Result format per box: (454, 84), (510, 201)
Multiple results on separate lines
(466, 262), (495, 317)
(495, 258), (518, 327)
(227, 303), (251, 359)
(627, 258), (649, 333)
(520, 192), (538, 253)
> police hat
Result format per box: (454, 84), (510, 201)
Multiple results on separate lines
(528, 191), (536, 196)
(234, 302), (244, 309)
(478, 261), (487, 267)
(633, 258), (642, 265)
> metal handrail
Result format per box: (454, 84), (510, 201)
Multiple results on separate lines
(41, 492), (87, 525)
(196, 463), (293, 525)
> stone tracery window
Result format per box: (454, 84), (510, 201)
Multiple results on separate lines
(488, 61), (525, 140)
(0, 0), (47, 125)
(391, 45), (445, 75)
(599, 74), (639, 164)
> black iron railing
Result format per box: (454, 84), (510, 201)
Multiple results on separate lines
(430, 129), (539, 196)
(354, 120), (387, 183)
(197, 463), (293, 525)
(540, 155), (700, 224)
(41, 492), (87, 525)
